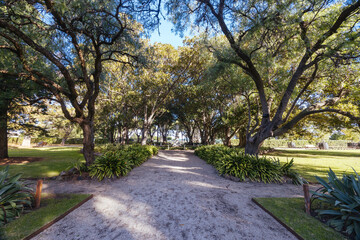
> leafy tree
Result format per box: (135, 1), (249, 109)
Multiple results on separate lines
(167, 0), (360, 154)
(0, 50), (48, 158)
(0, 0), (161, 165)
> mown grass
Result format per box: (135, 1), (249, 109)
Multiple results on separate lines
(1, 193), (91, 240)
(4, 147), (84, 178)
(254, 198), (346, 240)
(265, 149), (360, 182)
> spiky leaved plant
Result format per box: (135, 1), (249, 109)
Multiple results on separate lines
(0, 166), (33, 225)
(312, 168), (360, 239)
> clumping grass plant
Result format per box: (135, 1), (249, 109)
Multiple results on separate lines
(195, 145), (303, 184)
(89, 144), (158, 181)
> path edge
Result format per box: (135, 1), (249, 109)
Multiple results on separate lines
(23, 194), (94, 240)
(251, 198), (304, 240)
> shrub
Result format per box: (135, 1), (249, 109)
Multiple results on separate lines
(0, 166), (33, 225)
(195, 145), (303, 184)
(195, 145), (240, 165)
(312, 169), (360, 239)
(89, 145), (158, 181)
(89, 152), (132, 181)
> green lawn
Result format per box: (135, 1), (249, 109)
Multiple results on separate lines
(254, 198), (346, 240)
(4, 147), (84, 178)
(1, 193), (91, 240)
(265, 149), (360, 182)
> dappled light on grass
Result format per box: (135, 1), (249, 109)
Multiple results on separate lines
(3, 147), (84, 178)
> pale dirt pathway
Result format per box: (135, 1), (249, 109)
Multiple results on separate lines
(34, 150), (304, 240)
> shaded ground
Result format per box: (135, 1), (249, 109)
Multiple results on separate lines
(33, 150), (305, 240)
(0, 157), (44, 165)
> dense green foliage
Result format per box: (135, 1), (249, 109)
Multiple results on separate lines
(195, 145), (303, 184)
(89, 145), (158, 181)
(1, 193), (90, 240)
(0, 166), (33, 226)
(255, 198), (346, 240)
(312, 169), (360, 239)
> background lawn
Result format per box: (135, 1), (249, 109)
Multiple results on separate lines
(254, 197), (346, 240)
(265, 149), (360, 182)
(4, 147), (84, 178)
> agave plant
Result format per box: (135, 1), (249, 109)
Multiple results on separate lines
(0, 166), (33, 225)
(312, 168), (360, 239)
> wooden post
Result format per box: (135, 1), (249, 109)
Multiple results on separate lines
(303, 184), (311, 215)
(35, 180), (43, 209)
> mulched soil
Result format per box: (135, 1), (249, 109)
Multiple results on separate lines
(0, 157), (45, 165)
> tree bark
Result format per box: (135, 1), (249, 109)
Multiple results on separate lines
(223, 127), (232, 147)
(245, 134), (265, 155)
(0, 103), (8, 158)
(245, 141), (261, 155)
(61, 124), (73, 146)
(80, 120), (95, 166)
(237, 132), (246, 148)
(141, 124), (149, 145)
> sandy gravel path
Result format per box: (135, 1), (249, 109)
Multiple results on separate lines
(34, 150), (305, 240)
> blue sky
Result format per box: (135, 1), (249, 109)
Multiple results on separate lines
(150, 19), (187, 48)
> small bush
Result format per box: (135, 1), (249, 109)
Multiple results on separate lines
(312, 168), (360, 239)
(89, 145), (158, 181)
(0, 166), (33, 226)
(89, 152), (132, 181)
(195, 145), (302, 184)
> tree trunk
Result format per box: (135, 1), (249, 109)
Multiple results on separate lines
(80, 120), (95, 166)
(223, 127), (232, 147)
(0, 104), (8, 158)
(141, 124), (149, 145)
(223, 136), (231, 147)
(125, 127), (129, 144)
(238, 133), (246, 148)
(136, 133), (141, 143)
(245, 138), (264, 155)
(187, 133), (194, 145)
(61, 124), (73, 146)
(108, 129), (114, 143)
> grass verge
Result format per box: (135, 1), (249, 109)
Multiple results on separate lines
(1, 193), (91, 240)
(5, 147), (84, 178)
(265, 149), (360, 182)
(254, 197), (346, 240)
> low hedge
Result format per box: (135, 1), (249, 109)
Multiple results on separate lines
(261, 139), (350, 148)
(195, 145), (303, 184)
(89, 144), (158, 181)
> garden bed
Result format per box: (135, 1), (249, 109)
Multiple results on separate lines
(253, 197), (347, 240)
(1, 193), (92, 240)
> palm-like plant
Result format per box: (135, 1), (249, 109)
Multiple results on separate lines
(0, 166), (33, 225)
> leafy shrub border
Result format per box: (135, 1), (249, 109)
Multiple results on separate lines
(89, 145), (159, 181)
(195, 145), (303, 185)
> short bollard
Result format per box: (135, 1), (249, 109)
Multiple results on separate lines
(303, 184), (311, 215)
(35, 180), (43, 209)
